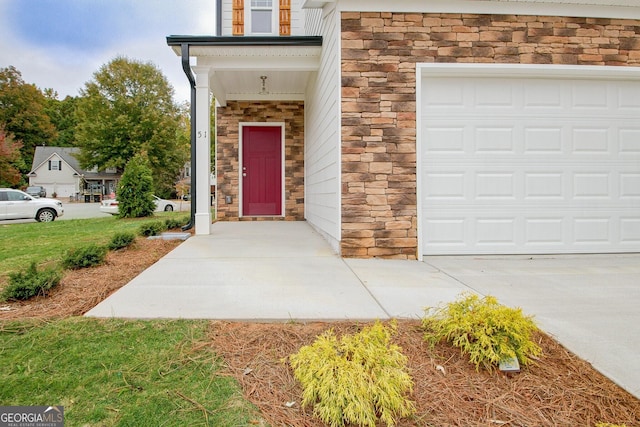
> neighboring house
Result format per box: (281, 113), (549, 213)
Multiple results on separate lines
(28, 147), (120, 200)
(168, 0), (640, 259)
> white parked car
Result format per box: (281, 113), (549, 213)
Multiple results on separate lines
(99, 195), (177, 215)
(0, 188), (64, 222)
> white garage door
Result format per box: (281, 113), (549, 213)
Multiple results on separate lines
(419, 65), (640, 255)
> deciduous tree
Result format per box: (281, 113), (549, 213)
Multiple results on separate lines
(75, 57), (187, 197)
(0, 66), (56, 176)
(0, 127), (24, 187)
(44, 91), (79, 147)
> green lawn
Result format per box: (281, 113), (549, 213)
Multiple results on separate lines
(0, 215), (264, 426)
(0, 318), (263, 426)
(0, 214), (184, 285)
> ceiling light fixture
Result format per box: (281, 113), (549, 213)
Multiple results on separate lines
(259, 75), (269, 95)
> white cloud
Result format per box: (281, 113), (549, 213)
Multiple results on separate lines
(0, 0), (216, 103)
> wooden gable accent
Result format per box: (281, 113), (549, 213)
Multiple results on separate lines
(279, 0), (291, 36)
(232, 0), (244, 35)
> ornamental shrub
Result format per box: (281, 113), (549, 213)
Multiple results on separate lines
(138, 221), (166, 237)
(289, 321), (415, 427)
(422, 293), (542, 372)
(164, 216), (189, 230)
(117, 154), (156, 218)
(108, 232), (136, 250)
(2, 263), (61, 301)
(62, 244), (108, 269)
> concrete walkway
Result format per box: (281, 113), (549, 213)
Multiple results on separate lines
(86, 221), (640, 399)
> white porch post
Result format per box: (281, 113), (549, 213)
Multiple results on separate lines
(194, 66), (212, 235)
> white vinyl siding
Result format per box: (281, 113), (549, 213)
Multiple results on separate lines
(304, 4), (340, 251)
(304, 6), (322, 35)
(418, 65), (640, 255)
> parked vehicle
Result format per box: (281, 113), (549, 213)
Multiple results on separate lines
(99, 195), (177, 215)
(25, 186), (46, 198)
(0, 189), (64, 222)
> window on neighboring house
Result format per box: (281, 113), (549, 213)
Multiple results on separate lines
(250, 0), (274, 34)
(48, 160), (62, 171)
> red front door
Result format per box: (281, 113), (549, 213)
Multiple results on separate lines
(242, 126), (282, 216)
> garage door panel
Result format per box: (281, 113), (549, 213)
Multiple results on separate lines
(424, 127), (465, 152)
(573, 218), (611, 244)
(621, 174), (640, 198)
(618, 83), (640, 109)
(619, 129), (640, 153)
(572, 127), (611, 153)
(574, 173), (611, 199)
(477, 218), (516, 245)
(423, 218), (466, 246)
(423, 212), (639, 255)
(571, 81), (609, 109)
(620, 218), (640, 243)
(476, 173), (516, 199)
(525, 173), (564, 199)
(525, 127), (564, 153)
(421, 73), (640, 255)
(425, 121), (636, 158)
(524, 80), (564, 108)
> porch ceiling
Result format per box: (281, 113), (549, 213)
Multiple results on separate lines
(168, 37), (322, 107)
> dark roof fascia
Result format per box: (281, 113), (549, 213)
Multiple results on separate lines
(166, 35), (322, 47)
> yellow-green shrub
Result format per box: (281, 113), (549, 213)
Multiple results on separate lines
(288, 321), (415, 427)
(596, 423), (627, 427)
(422, 293), (542, 372)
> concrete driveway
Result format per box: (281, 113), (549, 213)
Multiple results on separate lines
(86, 221), (640, 399)
(424, 255), (640, 400)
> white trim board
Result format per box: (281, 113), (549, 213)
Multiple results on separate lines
(338, 0), (640, 19)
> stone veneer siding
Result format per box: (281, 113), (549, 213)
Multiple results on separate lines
(341, 12), (640, 259)
(216, 101), (305, 221)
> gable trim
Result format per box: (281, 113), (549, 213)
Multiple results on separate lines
(31, 152), (81, 176)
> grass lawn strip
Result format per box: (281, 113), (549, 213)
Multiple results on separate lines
(0, 213), (181, 286)
(0, 318), (264, 426)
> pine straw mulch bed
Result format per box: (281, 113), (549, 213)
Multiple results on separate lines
(0, 237), (181, 320)
(209, 321), (640, 427)
(1, 239), (639, 426)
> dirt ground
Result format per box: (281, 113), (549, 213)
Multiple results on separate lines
(1, 238), (639, 426)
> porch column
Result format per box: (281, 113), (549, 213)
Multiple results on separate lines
(194, 66), (212, 235)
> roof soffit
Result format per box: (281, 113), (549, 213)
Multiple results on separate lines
(170, 41), (322, 105)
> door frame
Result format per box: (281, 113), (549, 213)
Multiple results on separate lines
(238, 122), (286, 217)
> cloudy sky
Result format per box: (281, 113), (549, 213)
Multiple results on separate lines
(0, 0), (216, 104)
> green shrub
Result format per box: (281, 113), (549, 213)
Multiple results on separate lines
(289, 321), (415, 427)
(108, 232), (136, 250)
(422, 293), (542, 372)
(117, 154), (156, 218)
(2, 263), (61, 301)
(62, 244), (108, 269)
(138, 221), (166, 237)
(164, 216), (188, 230)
